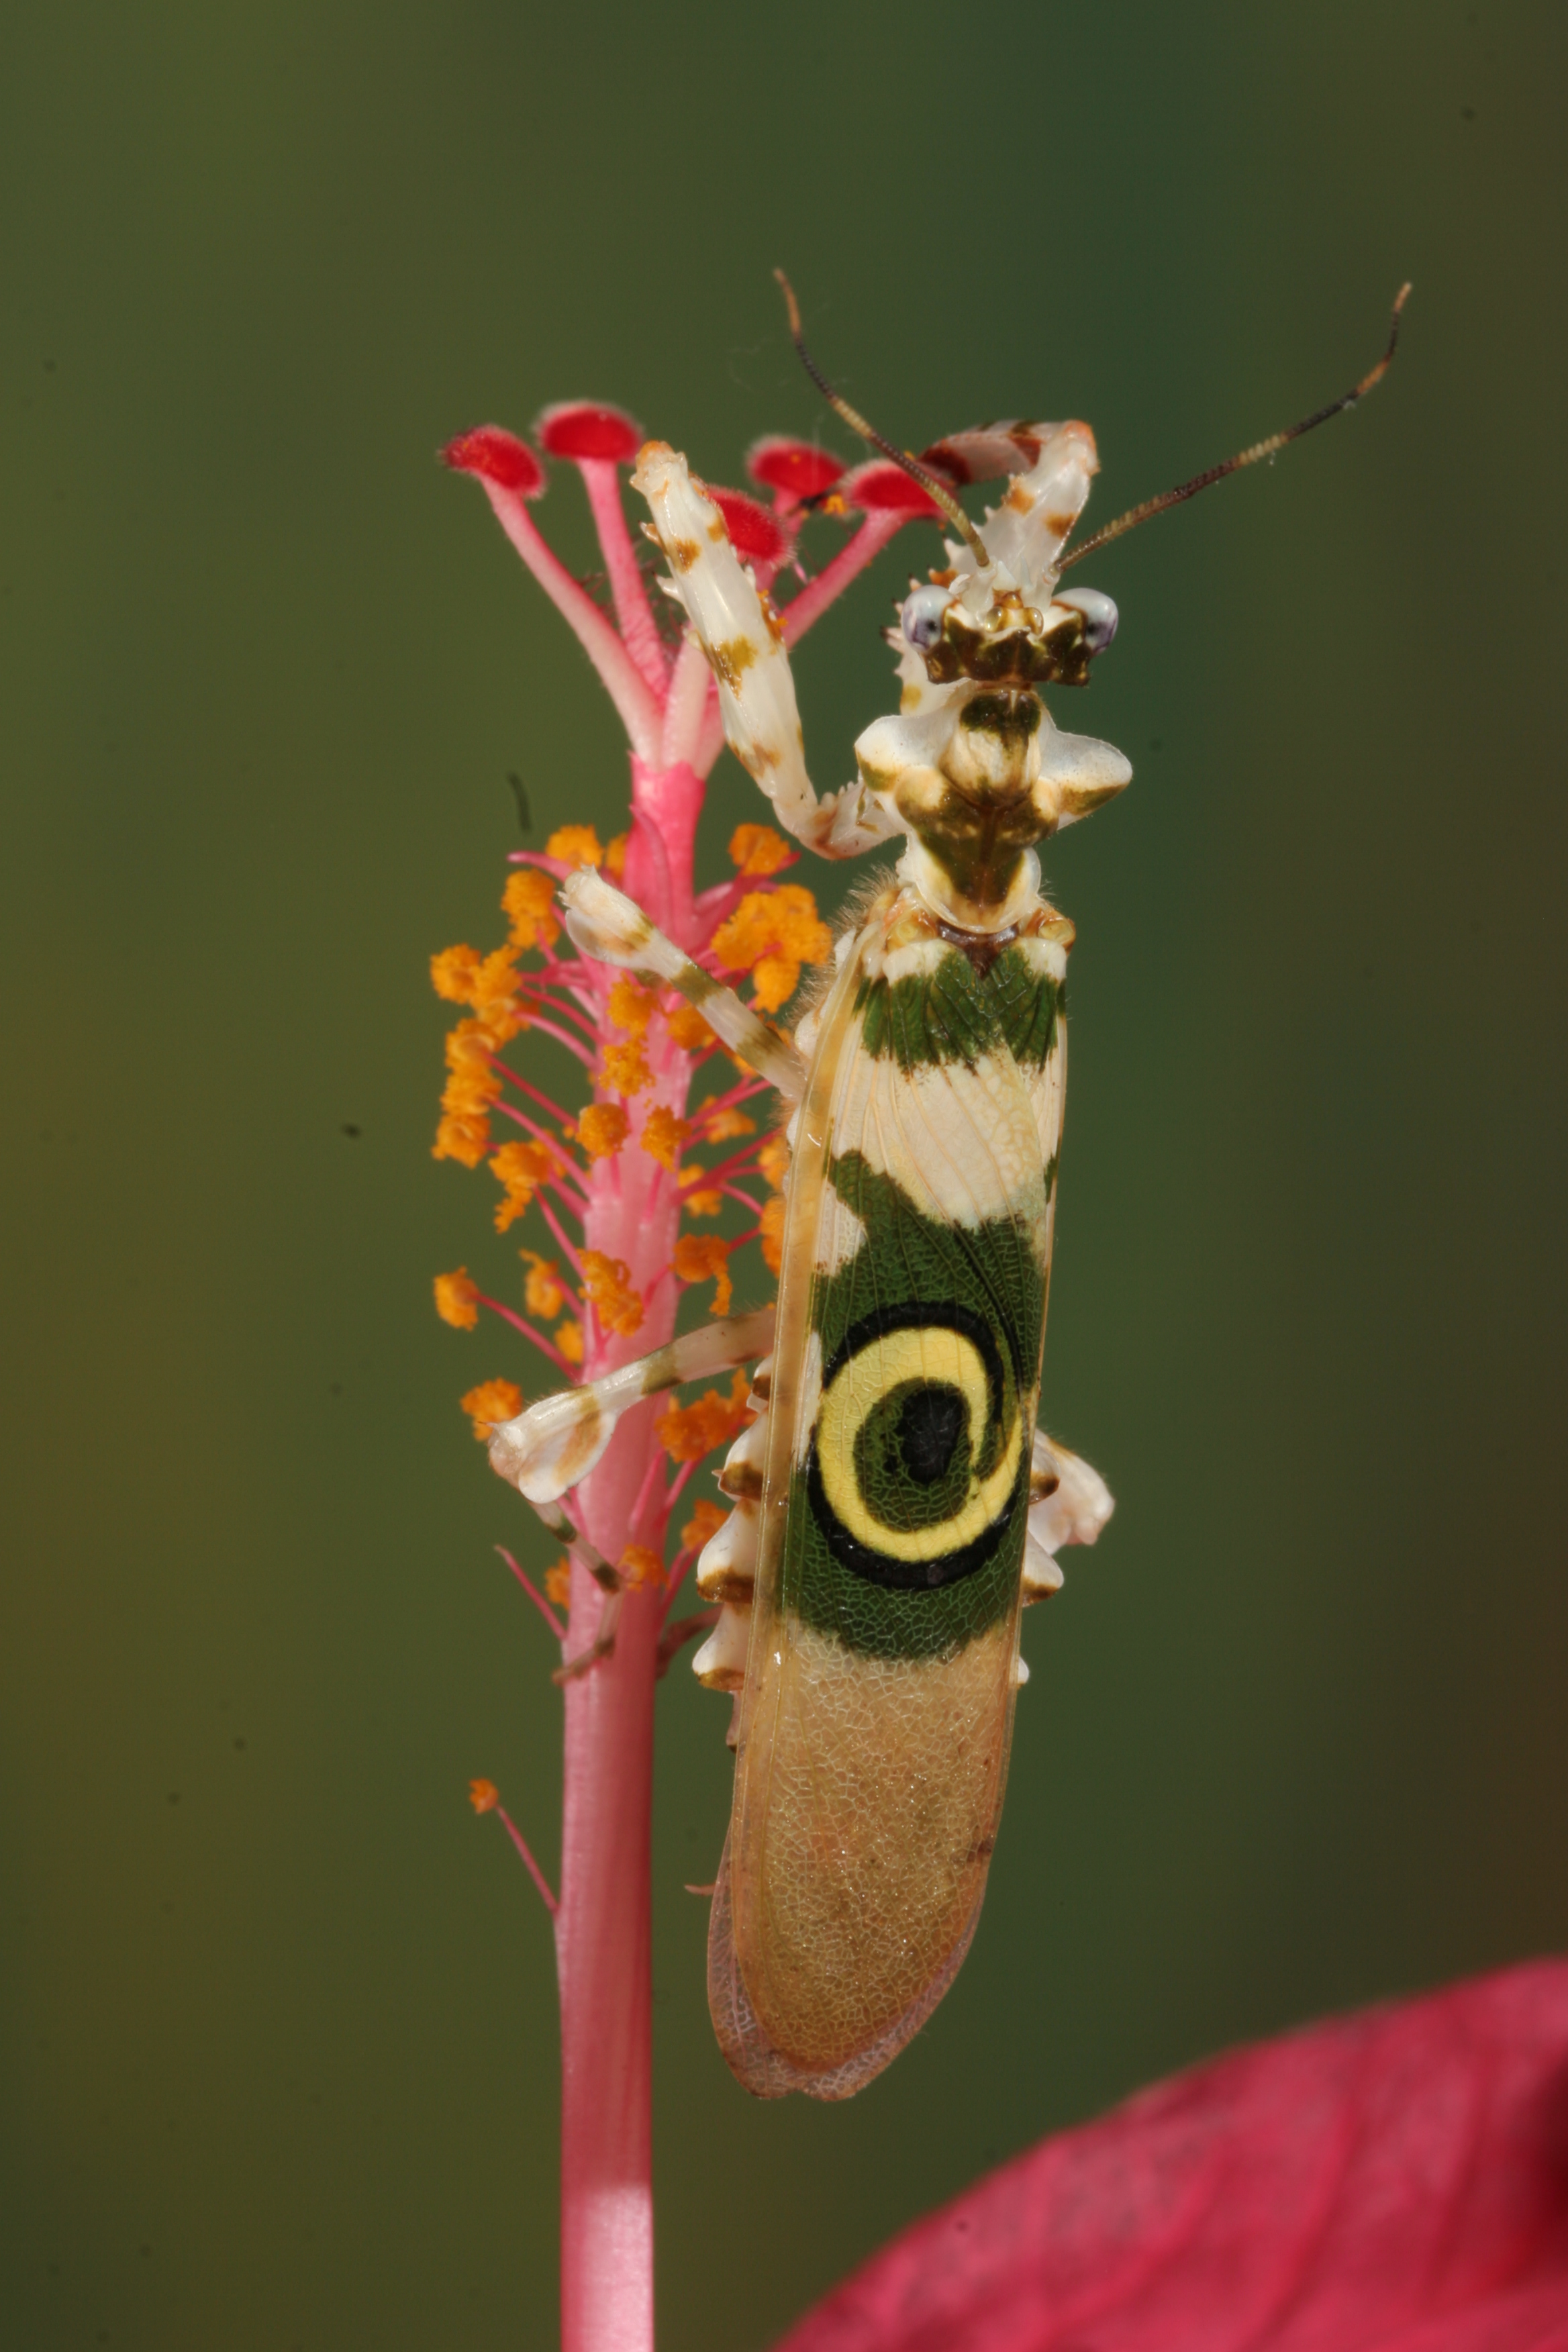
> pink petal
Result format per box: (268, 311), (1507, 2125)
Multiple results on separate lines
(780, 1960), (1568, 2352)
(535, 400), (644, 464)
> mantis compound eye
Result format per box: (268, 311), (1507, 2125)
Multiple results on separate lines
(1054, 587), (1119, 653)
(900, 583), (950, 652)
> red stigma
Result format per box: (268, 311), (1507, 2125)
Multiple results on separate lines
(708, 488), (791, 566)
(535, 402), (644, 464)
(841, 458), (947, 516)
(443, 428), (546, 497)
(745, 436), (846, 502)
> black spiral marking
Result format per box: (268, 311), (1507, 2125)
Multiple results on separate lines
(805, 1300), (1026, 1594)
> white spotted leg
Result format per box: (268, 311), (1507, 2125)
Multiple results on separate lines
(1013, 1430), (1114, 1686)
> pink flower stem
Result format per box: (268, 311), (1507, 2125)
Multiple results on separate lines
(554, 1095), (687, 2352)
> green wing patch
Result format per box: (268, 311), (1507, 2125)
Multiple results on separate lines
(781, 940), (1064, 1663)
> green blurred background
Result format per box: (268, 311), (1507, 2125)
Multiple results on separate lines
(3, 1), (1564, 2344)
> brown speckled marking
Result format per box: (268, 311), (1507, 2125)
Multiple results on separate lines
(1044, 509), (1077, 538)
(1005, 479), (1037, 513)
(554, 1395), (605, 1490)
(718, 1457), (765, 1502)
(711, 636), (758, 691)
(670, 536), (701, 572)
(707, 515), (728, 541)
(1028, 1463), (1061, 1504)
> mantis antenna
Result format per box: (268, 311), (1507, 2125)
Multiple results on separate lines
(1060, 283), (1412, 571)
(775, 270), (993, 573)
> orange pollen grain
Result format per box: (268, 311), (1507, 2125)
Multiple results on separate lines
(488, 1140), (558, 1232)
(469, 1778), (500, 1814)
(607, 973), (654, 1036)
(757, 1133), (790, 1190)
(434, 1268), (481, 1330)
(460, 1378), (525, 1439)
(501, 868), (562, 953)
(544, 1558), (573, 1608)
(673, 1234), (734, 1317)
(546, 824), (603, 868)
(519, 1250), (567, 1320)
(758, 1194), (786, 1273)
(639, 1104), (688, 1171)
(620, 1544), (666, 1591)
(664, 1000), (720, 1054)
(656, 1367), (752, 1465)
(578, 1101), (630, 1160)
(579, 1251), (644, 1338)
(696, 1102), (756, 1142)
(681, 1498), (727, 1554)
(728, 822), (794, 877)
(709, 885), (832, 1014)
(601, 1038), (654, 1096)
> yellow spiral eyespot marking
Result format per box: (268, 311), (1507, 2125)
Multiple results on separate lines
(807, 1303), (1025, 1592)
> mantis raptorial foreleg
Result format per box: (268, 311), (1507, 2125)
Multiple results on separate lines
(632, 443), (899, 861)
